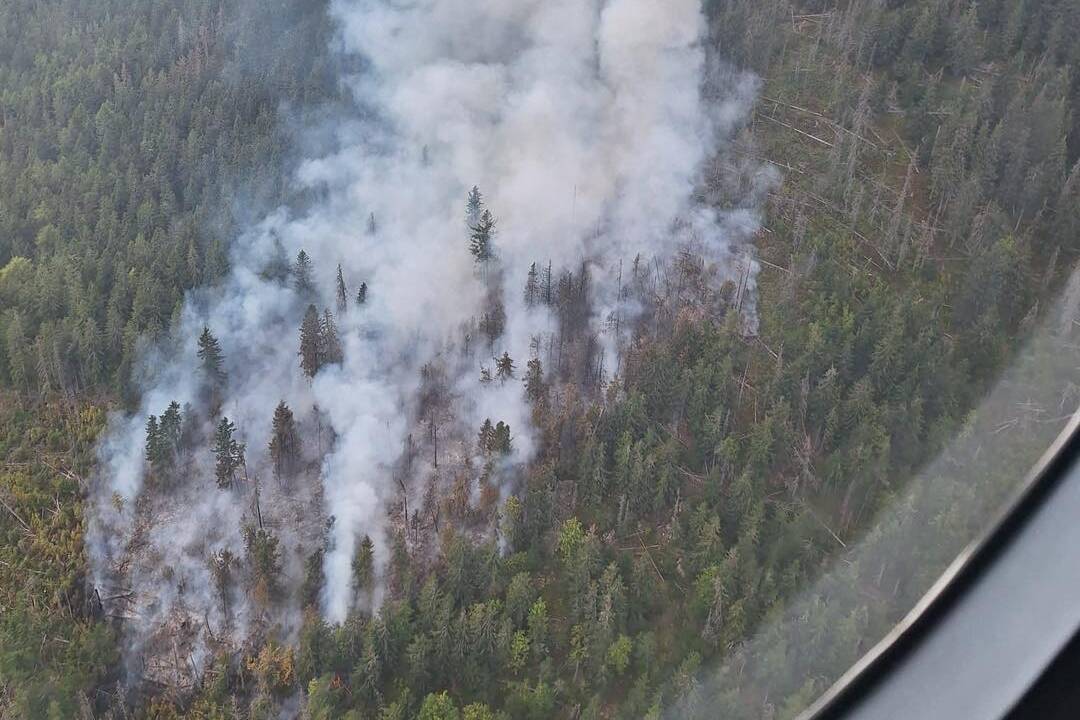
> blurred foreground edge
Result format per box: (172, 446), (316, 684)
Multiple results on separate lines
(801, 407), (1080, 720)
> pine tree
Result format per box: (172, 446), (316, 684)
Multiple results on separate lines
(480, 299), (506, 345)
(478, 421), (499, 460)
(293, 249), (315, 297)
(335, 264), (348, 315)
(885, 154), (917, 263)
(197, 327), (226, 386)
(77, 316), (101, 388)
(213, 416), (245, 490)
(469, 210), (496, 264)
(299, 304), (323, 378)
(152, 401), (183, 482)
(269, 401), (302, 485)
(357, 282), (368, 306)
(320, 309), (344, 365)
(5, 312), (29, 394)
(208, 548), (237, 616)
(478, 419), (496, 455)
(950, 3), (983, 76)
(300, 547), (325, 610)
(492, 422), (513, 455)
(352, 534), (375, 599)
(524, 263), (540, 307)
(542, 260), (554, 305)
(205, 238), (229, 283)
(466, 185), (484, 227)
(496, 351), (515, 382)
(145, 415), (164, 477)
(524, 358), (545, 402)
(186, 238), (202, 287)
(244, 526), (282, 606)
(160, 401), (182, 451)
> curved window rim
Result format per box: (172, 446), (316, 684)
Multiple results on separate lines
(800, 409), (1080, 720)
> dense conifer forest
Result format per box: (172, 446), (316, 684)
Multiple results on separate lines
(1, 0), (1079, 718)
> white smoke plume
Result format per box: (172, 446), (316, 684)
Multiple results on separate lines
(87, 0), (768, 683)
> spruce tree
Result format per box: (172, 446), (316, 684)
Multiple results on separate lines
(480, 300), (506, 345)
(357, 282), (368, 306)
(949, 3), (983, 76)
(466, 185), (484, 227)
(293, 249), (315, 297)
(208, 548), (236, 615)
(496, 351), (515, 381)
(160, 401), (182, 452)
(524, 263), (540, 307)
(352, 534), (375, 599)
(5, 312), (29, 394)
(197, 327), (226, 386)
(524, 358), (545, 402)
(186, 238), (202, 287)
(335, 264), (348, 315)
(470, 209), (496, 264)
(269, 401), (302, 485)
(244, 526), (282, 605)
(542, 260), (554, 305)
(299, 304), (323, 378)
(493, 422), (513, 455)
(213, 416), (244, 490)
(320, 309), (344, 365)
(478, 419), (495, 454)
(145, 415), (164, 476)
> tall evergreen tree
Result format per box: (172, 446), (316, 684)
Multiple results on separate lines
(335, 264), (348, 315)
(478, 419), (495, 455)
(542, 260), (554, 305)
(197, 327), (227, 387)
(293, 249), (315, 297)
(149, 401), (183, 482)
(208, 548), (237, 616)
(299, 304), (323, 378)
(950, 3), (983, 76)
(466, 185), (484, 227)
(160, 401), (183, 451)
(269, 401), (302, 485)
(244, 526), (282, 606)
(5, 312), (29, 394)
(213, 416), (245, 490)
(492, 422), (513, 455)
(145, 415), (164, 477)
(478, 417), (513, 460)
(496, 351), (515, 382)
(524, 263), (540, 307)
(352, 534), (375, 600)
(357, 282), (368, 306)
(320, 309), (344, 365)
(524, 358), (545, 402)
(480, 299), (506, 345)
(470, 210), (496, 265)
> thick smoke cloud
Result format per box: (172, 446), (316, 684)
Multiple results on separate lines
(87, 0), (766, 679)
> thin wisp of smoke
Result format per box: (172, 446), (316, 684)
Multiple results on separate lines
(87, 0), (769, 687)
